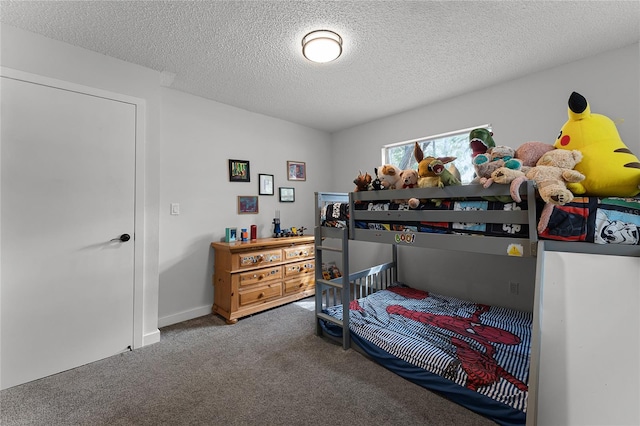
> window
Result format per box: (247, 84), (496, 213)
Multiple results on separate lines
(382, 124), (491, 184)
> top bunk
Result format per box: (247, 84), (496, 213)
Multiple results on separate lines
(315, 182), (640, 258)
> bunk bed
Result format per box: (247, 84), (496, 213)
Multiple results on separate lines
(313, 183), (640, 426)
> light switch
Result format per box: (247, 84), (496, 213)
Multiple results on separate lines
(170, 203), (180, 215)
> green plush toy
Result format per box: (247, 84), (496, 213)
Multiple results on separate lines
(469, 128), (496, 158)
(554, 91), (640, 197)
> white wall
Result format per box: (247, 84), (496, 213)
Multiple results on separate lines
(536, 250), (639, 425)
(0, 25), (332, 330)
(330, 43), (640, 311)
(2, 23), (637, 321)
(157, 88), (331, 326)
(0, 24), (162, 343)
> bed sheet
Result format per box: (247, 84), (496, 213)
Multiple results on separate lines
(539, 196), (640, 244)
(322, 286), (532, 426)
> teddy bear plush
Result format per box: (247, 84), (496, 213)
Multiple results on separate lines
(390, 169), (420, 205)
(399, 169), (419, 188)
(377, 164), (403, 189)
(491, 149), (585, 205)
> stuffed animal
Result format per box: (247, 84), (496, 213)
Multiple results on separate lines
(399, 169), (419, 188)
(469, 128), (496, 158)
(353, 170), (372, 192)
(492, 149), (585, 205)
(429, 159), (462, 187)
(414, 142), (458, 188)
(410, 143), (461, 207)
(377, 164), (403, 189)
(369, 168), (385, 191)
(554, 91), (640, 197)
(515, 141), (555, 168)
(472, 145), (522, 187)
(391, 169), (420, 205)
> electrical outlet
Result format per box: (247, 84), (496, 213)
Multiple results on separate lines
(509, 281), (519, 295)
(170, 203), (180, 215)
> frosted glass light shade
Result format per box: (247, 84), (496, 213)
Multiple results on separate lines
(302, 30), (342, 63)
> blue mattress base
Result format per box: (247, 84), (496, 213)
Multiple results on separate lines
(320, 320), (526, 426)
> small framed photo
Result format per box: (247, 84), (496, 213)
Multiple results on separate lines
(238, 195), (259, 214)
(279, 187), (295, 203)
(225, 227), (237, 243)
(287, 161), (306, 181)
(258, 173), (274, 195)
(229, 159), (250, 182)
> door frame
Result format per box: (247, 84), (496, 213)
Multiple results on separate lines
(0, 66), (147, 349)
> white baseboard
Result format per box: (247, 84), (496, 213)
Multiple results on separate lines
(142, 329), (161, 346)
(157, 305), (212, 328)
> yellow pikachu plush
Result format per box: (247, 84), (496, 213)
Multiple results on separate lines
(554, 91), (640, 197)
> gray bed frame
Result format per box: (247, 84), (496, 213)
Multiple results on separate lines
(313, 182), (640, 425)
(314, 182), (640, 348)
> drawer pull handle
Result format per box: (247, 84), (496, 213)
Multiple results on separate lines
(258, 292), (265, 298)
(254, 255), (264, 263)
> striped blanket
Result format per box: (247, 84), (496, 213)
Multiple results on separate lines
(323, 286), (532, 422)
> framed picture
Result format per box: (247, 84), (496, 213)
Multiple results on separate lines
(237, 195), (259, 214)
(229, 159), (250, 182)
(258, 173), (274, 195)
(287, 161), (306, 181)
(279, 187), (295, 202)
(225, 227), (237, 243)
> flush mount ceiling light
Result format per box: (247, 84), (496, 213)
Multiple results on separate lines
(302, 30), (342, 63)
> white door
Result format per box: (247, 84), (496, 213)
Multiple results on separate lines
(1, 75), (137, 389)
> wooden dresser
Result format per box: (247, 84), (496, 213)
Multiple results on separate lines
(211, 236), (315, 324)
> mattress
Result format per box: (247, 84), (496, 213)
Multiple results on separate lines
(321, 285), (532, 426)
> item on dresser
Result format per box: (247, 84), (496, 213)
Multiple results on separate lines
(225, 227), (237, 243)
(273, 210), (281, 237)
(211, 236), (315, 324)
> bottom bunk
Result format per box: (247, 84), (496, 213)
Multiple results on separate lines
(316, 268), (532, 426)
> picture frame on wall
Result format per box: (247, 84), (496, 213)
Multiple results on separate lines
(287, 161), (306, 181)
(258, 173), (274, 195)
(237, 195), (259, 214)
(279, 187), (295, 202)
(228, 159), (250, 182)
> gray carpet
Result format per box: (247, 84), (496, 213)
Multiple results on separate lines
(0, 298), (496, 425)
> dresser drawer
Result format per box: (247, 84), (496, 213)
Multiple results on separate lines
(233, 249), (282, 270)
(284, 276), (315, 295)
(283, 244), (314, 261)
(238, 283), (282, 307)
(238, 266), (282, 287)
(284, 260), (315, 278)
(211, 236), (315, 324)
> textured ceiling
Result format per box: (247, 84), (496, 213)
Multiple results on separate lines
(1, 1), (639, 133)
